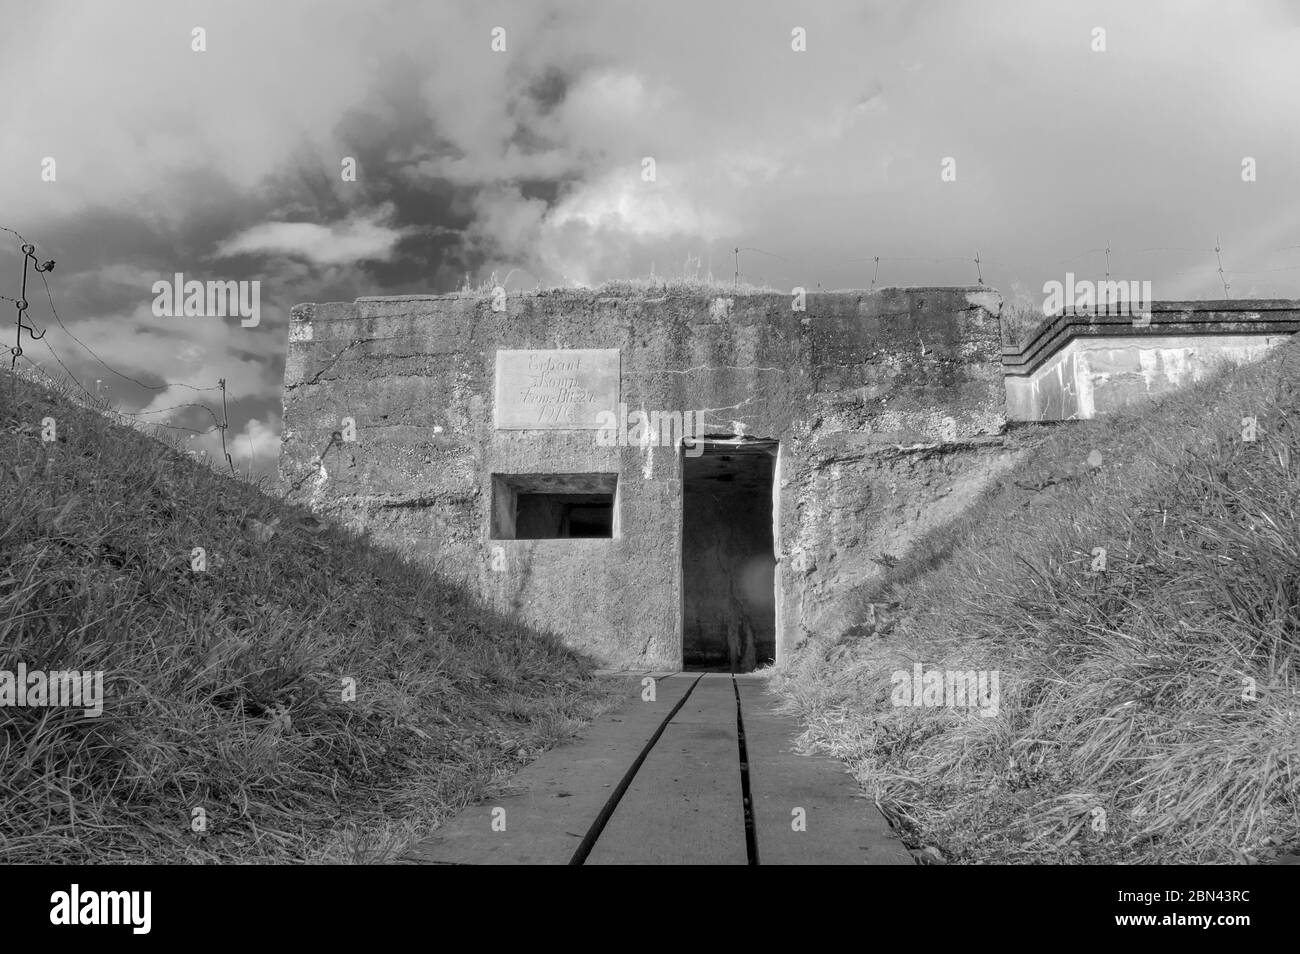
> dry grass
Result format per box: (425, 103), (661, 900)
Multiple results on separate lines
(775, 337), (1300, 864)
(0, 370), (622, 863)
(999, 301), (1050, 350)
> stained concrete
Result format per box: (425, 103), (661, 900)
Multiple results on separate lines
(1003, 301), (1300, 421)
(281, 287), (1008, 668)
(402, 673), (912, 866)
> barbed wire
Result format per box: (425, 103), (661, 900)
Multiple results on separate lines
(725, 239), (1297, 296)
(4, 227), (239, 468)
(13, 353), (223, 436)
(0, 225), (35, 248)
(33, 268), (221, 393)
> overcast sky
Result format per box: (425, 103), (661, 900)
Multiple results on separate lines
(2, 0), (1297, 476)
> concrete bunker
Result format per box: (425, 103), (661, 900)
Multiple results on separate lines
(282, 289), (1300, 668)
(281, 287), (1014, 669)
(681, 438), (778, 672)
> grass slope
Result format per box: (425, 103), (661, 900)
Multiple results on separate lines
(0, 370), (620, 863)
(777, 338), (1300, 864)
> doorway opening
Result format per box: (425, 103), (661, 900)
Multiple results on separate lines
(681, 438), (777, 672)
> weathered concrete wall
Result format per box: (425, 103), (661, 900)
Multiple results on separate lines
(281, 287), (1009, 668)
(1004, 301), (1300, 421)
(782, 433), (1023, 641)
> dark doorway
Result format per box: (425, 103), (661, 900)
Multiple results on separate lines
(681, 439), (777, 672)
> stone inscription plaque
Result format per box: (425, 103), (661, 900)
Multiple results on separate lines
(494, 349), (620, 429)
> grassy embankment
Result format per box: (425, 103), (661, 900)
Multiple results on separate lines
(0, 370), (622, 863)
(777, 337), (1300, 864)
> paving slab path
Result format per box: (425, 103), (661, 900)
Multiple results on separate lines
(402, 672), (913, 866)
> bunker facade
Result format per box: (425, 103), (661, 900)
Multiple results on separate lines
(281, 287), (1012, 669)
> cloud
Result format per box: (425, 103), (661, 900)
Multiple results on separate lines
(227, 415), (282, 468)
(214, 207), (409, 266)
(11, 0), (1299, 300)
(180, 412), (282, 476)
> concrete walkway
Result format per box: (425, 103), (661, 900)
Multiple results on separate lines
(402, 673), (913, 865)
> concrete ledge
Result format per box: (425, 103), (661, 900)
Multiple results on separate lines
(1005, 331), (1292, 421)
(1003, 300), (1300, 375)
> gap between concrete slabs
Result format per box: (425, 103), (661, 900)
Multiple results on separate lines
(736, 676), (913, 865)
(585, 674), (746, 865)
